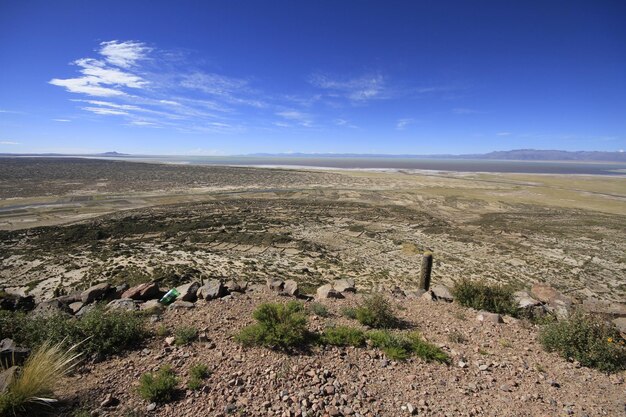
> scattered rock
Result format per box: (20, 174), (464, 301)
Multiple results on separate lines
(68, 301), (84, 314)
(266, 279), (284, 292)
(0, 339), (29, 366)
(582, 298), (626, 317)
(100, 393), (119, 408)
(431, 285), (454, 302)
(168, 300), (195, 310)
(333, 278), (356, 293)
(476, 311), (504, 324)
(31, 299), (72, 316)
(224, 280), (246, 293)
(316, 284), (344, 299)
(121, 282), (161, 301)
(106, 298), (138, 311)
(146, 402), (156, 412)
(176, 281), (201, 302)
(282, 279), (299, 296)
(530, 283), (572, 319)
(140, 299), (164, 312)
(197, 279), (226, 300)
(81, 282), (112, 304)
(613, 317), (626, 336)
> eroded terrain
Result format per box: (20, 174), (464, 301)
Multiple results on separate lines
(1, 157), (625, 303)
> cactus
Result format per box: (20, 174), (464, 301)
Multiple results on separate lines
(419, 252), (433, 291)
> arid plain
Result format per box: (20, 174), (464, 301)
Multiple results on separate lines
(1, 157), (624, 304)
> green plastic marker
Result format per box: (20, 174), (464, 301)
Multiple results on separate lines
(159, 288), (180, 305)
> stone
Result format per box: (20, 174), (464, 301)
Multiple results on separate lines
(81, 282), (112, 304)
(431, 285), (454, 302)
(140, 299), (164, 312)
(100, 393), (119, 408)
(333, 278), (356, 293)
(122, 282), (161, 301)
(266, 279), (284, 292)
(168, 300), (195, 310)
(146, 402), (156, 412)
(316, 284), (344, 299)
(613, 317), (626, 336)
(31, 299), (72, 316)
(282, 279), (299, 296)
(513, 291), (542, 309)
(176, 281), (201, 302)
(68, 301), (84, 314)
(406, 403), (417, 415)
(0, 339), (29, 367)
(476, 311), (504, 324)
(165, 336), (176, 346)
(224, 280), (246, 293)
(582, 298), (626, 317)
(197, 279), (226, 300)
(404, 289), (426, 299)
(420, 291), (434, 302)
(106, 298), (138, 311)
(0, 366), (19, 394)
(75, 304), (96, 318)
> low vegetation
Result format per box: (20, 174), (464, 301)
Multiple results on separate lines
(174, 326), (198, 346)
(187, 364), (210, 391)
(354, 293), (398, 328)
(0, 306), (146, 358)
(539, 312), (626, 373)
(452, 278), (519, 316)
(367, 330), (450, 363)
(0, 341), (82, 415)
(321, 326), (366, 347)
(235, 301), (310, 350)
(309, 303), (330, 318)
(138, 365), (179, 403)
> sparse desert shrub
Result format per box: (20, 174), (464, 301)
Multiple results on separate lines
(155, 324), (170, 337)
(174, 326), (198, 346)
(0, 341), (82, 415)
(452, 278), (518, 316)
(341, 307), (357, 319)
(309, 303), (330, 318)
(447, 331), (467, 344)
(366, 330), (450, 363)
(355, 294), (397, 328)
(321, 326), (365, 347)
(187, 363), (210, 391)
(235, 301), (309, 350)
(539, 312), (626, 373)
(0, 306), (146, 358)
(138, 365), (178, 403)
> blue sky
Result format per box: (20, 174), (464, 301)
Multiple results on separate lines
(1, 0), (625, 155)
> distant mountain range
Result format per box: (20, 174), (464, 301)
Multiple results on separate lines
(245, 149), (626, 162)
(1, 149), (625, 162)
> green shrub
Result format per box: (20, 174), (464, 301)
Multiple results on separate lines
(321, 326), (365, 347)
(0, 306), (146, 358)
(366, 330), (450, 363)
(539, 312), (626, 373)
(309, 303), (330, 318)
(452, 278), (518, 316)
(155, 324), (170, 337)
(138, 365), (178, 403)
(341, 307), (357, 319)
(355, 294), (397, 328)
(174, 326), (198, 346)
(187, 364), (210, 391)
(235, 301), (309, 350)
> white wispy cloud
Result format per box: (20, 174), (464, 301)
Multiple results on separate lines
(53, 119), (71, 122)
(497, 132), (512, 136)
(276, 110), (313, 127)
(0, 141), (20, 145)
(396, 118), (415, 130)
(309, 73), (387, 102)
(82, 106), (129, 116)
(335, 118), (357, 128)
(99, 40), (151, 68)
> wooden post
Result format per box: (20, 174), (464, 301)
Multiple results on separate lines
(419, 252), (433, 291)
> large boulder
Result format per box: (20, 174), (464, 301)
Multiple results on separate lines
(81, 283), (112, 304)
(316, 284), (344, 300)
(224, 280), (246, 294)
(0, 339), (29, 367)
(176, 282), (201, 302)
(282, 280), (299, 297)
(197, 279), (226, 300)
(333, 278), (356, 293)
(613, 317), (626, 337)
(121, 282), (161, 301)
(139, 299), (164, 312)
(582, 298), (626, 317)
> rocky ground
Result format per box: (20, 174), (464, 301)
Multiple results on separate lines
(55, 286), (625, 417)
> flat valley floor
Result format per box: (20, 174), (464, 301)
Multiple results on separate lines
(0, 157), (625, 303)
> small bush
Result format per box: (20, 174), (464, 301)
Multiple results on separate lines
(539, 312), (626, 373)
(355, 294), (397, 328)
(366, 330), (450, 363)
(0, 341), (82, 415)
(341, 307), (357, 319)
(322, 326), (365, 347)
(447, 331), (467, 344)
(174, 326), (198, 346)
(187, 364), (210, 391)
(452, 279), (518, 316)
(155, 324), (170, 337)
(235, 301), (309, 350)
(309, 303), (330, 318)
(0, 306), (146, 358)
(138, 365), (178, 403)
